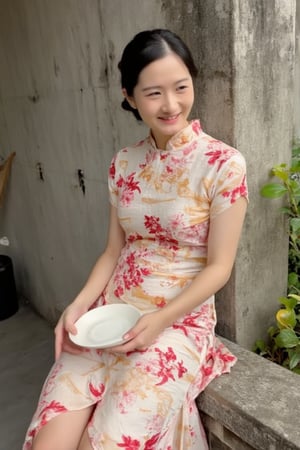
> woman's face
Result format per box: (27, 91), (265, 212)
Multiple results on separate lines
(125, 52), (194, 149)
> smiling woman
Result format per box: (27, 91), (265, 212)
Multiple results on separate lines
(23, 29), (248, 450)
(119, 29), (198, 122)
(124, 53), (195, 150)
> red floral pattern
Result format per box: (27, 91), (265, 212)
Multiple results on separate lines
(109, 159), (116, 179)
(222, 174), (248, 204)
(117, 435), (140, 449)
(144, 215), (179, 250)
(205, 142), (237, 172)
(23, 120), (246, 450)
(154, 347), (187, 386)
(116, 172), (141, 206)
(89, 381), (105, 399)
(113, 250), (151, 299)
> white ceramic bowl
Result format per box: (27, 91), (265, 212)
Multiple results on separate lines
(69, 303), (141, 348)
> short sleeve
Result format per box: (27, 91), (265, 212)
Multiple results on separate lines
(209, 151), (248, 219)
(108, 154), (118, 208)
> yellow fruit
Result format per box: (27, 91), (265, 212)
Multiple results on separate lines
(276, 308), (296, 329)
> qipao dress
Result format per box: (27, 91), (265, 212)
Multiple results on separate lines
(23, 120), (248, 450)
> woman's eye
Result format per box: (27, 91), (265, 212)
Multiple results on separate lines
(177, 85), (188, 91)
(147, 91), (160, 97)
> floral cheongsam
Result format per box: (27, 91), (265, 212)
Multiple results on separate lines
(23, 120), (248, 450)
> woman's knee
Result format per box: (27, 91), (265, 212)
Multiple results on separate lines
(31, 406), (94, 450)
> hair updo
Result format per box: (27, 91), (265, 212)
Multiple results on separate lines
(118, 29), (198, 121)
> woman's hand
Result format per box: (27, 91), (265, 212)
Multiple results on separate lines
(108, 310), (169, 353)
(54, 302), (88, 361)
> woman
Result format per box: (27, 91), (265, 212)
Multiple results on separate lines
(24, 29), (248, 450)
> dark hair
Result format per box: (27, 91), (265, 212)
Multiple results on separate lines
(118, 29), (198, 121)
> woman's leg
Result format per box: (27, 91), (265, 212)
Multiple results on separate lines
(32, 406), (94, 450)
(87, 329), (208, 449)
(78, 428), (94, 450)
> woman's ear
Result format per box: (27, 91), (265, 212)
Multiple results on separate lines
(122, 88), (137, 109)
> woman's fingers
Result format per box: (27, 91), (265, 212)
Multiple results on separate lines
(54, 305), (85, 360)
(122, 320), (144, 341)
(109, 338), (137, 353)
(54, 314), (76, 360)
(62, 336), (83, 355)
(54, 331), (63, 361)
(109, 317), (151, 353)
(109, 311), (168, 353)
(54, 319), (65, 360)
(65, 320), (78, 335)
(55, 329), (83, 360)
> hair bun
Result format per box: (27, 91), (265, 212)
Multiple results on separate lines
(121, 98), (142, 121)
(121, 98), (133, 112)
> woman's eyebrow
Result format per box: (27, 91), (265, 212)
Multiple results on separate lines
(141, 78), (190, 92)
(141, 85), (161, 92)
(175, 78), (190, 84)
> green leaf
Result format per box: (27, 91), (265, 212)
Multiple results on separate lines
(276, 308), (297, 329)
(272, 164), (289, 181)
(292, 145), (300, 158)
(289, 352), (300, 370)
(288, 179), (296, 189)
(280, 206), (293, 214)
(292, 190), (300, 201)
(288, 272), (299, 288)
(288, 294), (300, 303)
(290, 161), (300, 172)
(267, 326), (278, 338)
(260, 183), (287, 198)
(253, 339), (267, 353)
(275, 329), (299, 348)
(278, 296), (298, 309)
(290, 218), (300, 234)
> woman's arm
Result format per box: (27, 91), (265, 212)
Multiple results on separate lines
(111, 197), (247, 352)
(72, 205), (125, 310)
(159, 196), (248, 325)
(55, 205), (124, 359)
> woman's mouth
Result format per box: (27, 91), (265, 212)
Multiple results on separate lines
(159, 114), (180, 124)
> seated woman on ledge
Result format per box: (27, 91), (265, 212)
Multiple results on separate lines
(23, 28), (248, 450)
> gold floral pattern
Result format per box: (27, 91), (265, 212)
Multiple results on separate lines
(23, 120), (247, 450)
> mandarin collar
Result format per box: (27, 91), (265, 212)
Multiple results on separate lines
(147, 120), (203, 152)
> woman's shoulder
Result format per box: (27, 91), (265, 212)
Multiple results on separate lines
(198, 130), (246, 165)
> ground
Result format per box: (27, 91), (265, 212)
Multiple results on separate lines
(0, 303), (53, 450)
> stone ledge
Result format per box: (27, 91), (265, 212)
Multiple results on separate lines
(197, 338), (300, 450)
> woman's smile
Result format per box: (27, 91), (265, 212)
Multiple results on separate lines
(126, 53), (194, 149)
(158, 113), (181, 124)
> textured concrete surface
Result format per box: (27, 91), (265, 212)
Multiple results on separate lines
(0, 0), (297, 352)
(0, 0), (164, 324)
(198, 338), (300, 450)
(295, 0), (300, 140)
(0, 304), (54, 450)
(181, 0), (294, 349)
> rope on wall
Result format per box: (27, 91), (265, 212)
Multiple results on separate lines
(0, 152), (16, 207)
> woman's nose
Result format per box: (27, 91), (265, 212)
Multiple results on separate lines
(161, 93), (177, 112)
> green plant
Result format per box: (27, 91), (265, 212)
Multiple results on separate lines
(253, 144), (300, 374)
(254, 294), (300, 374)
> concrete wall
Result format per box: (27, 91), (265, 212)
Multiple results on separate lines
(0, 1), (296, 351)
(295, 0), (300, 140)
(167, 0), (295, 348)
(230, 0), (294, 347)
(0, 0), (164, 322)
